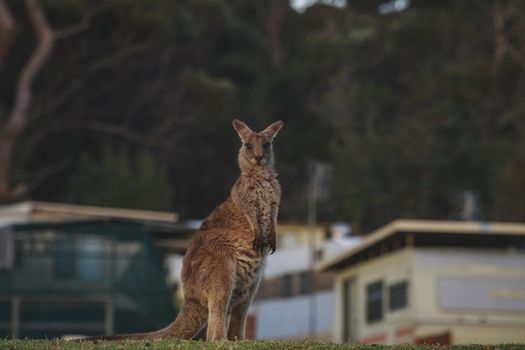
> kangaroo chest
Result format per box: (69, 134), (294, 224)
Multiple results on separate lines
(248, 179), (279, 235)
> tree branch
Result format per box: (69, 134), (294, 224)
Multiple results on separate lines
(266, 0), (288, 67)
(505, 40), (525, 69)
(54, 2), (115, 39)
(0, 0), (17, 62)
(492, 0), (506, 76)
(0, 0), (54, 195)
(77, 120), (173, 148)
(4, 0), (54, 134)
(480, 0), (525, 70)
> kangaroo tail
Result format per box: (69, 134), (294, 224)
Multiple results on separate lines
(78, 332), (156, 342)
(79, 300), (208, 342)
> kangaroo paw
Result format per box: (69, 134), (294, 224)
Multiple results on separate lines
(253, 236), (266, 253)
(268, 234), (276, 254)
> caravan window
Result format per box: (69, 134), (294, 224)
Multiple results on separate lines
(389, 281), (408, 311)
(281, 274), (293, 297)
(366, 280), (383, 323)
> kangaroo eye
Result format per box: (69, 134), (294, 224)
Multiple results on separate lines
(245, 143), (253, 150)
(263, 143), (271, 150)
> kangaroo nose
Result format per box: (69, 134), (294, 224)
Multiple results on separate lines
(255, 155), (264, 161)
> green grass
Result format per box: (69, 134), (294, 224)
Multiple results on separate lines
(0, 340), (524, 350)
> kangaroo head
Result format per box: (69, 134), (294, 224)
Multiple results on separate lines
(233, 119), (283, 170)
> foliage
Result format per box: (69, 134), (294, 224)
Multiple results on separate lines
(61, 147), (173, 211)
(1, 0), (525, 230)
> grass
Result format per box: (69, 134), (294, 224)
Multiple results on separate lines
(0, 340), (524, 350)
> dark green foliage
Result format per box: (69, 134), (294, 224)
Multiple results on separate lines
(2, 0), (525, 230)
(62, 147), (173, 211)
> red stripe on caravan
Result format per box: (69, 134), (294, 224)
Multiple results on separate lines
(359, 333), (387, 344)
(396, 327), (414, 338)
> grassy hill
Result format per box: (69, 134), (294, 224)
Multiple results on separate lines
(1, 340), (524, 350)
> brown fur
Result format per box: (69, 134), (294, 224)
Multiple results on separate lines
(83, 119), (283, 342)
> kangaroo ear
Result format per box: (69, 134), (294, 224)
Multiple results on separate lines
(233, 119), (254, 141)
(261, 120), (284, 140)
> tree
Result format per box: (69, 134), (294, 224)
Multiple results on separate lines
(0, 0), (54, 200)
(0, 0), (110, 202)
(62, 147), (173, 211)
(1, 0), (525, 229)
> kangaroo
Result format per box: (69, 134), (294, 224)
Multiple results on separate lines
(83, 119), (283, 342)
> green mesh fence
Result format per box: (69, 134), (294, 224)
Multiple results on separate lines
(0, 220), (177, 339)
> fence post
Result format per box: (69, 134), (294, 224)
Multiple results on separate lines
(104, 300), (114, 335)
(11, 296), (20, 339)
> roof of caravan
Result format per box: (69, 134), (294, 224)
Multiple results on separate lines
(316, 219), (525, 271)
(0, 201), (178, 227)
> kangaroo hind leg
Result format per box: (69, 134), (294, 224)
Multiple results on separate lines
(205, 259), (236, 341)
(227, 300), (250, 341)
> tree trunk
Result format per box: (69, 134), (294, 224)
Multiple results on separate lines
(0, 0), (17, 62)
(0, 0), (54, 199)
(266, 0), (288, 68)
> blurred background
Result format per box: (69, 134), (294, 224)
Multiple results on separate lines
(0, 0), (525, 345)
